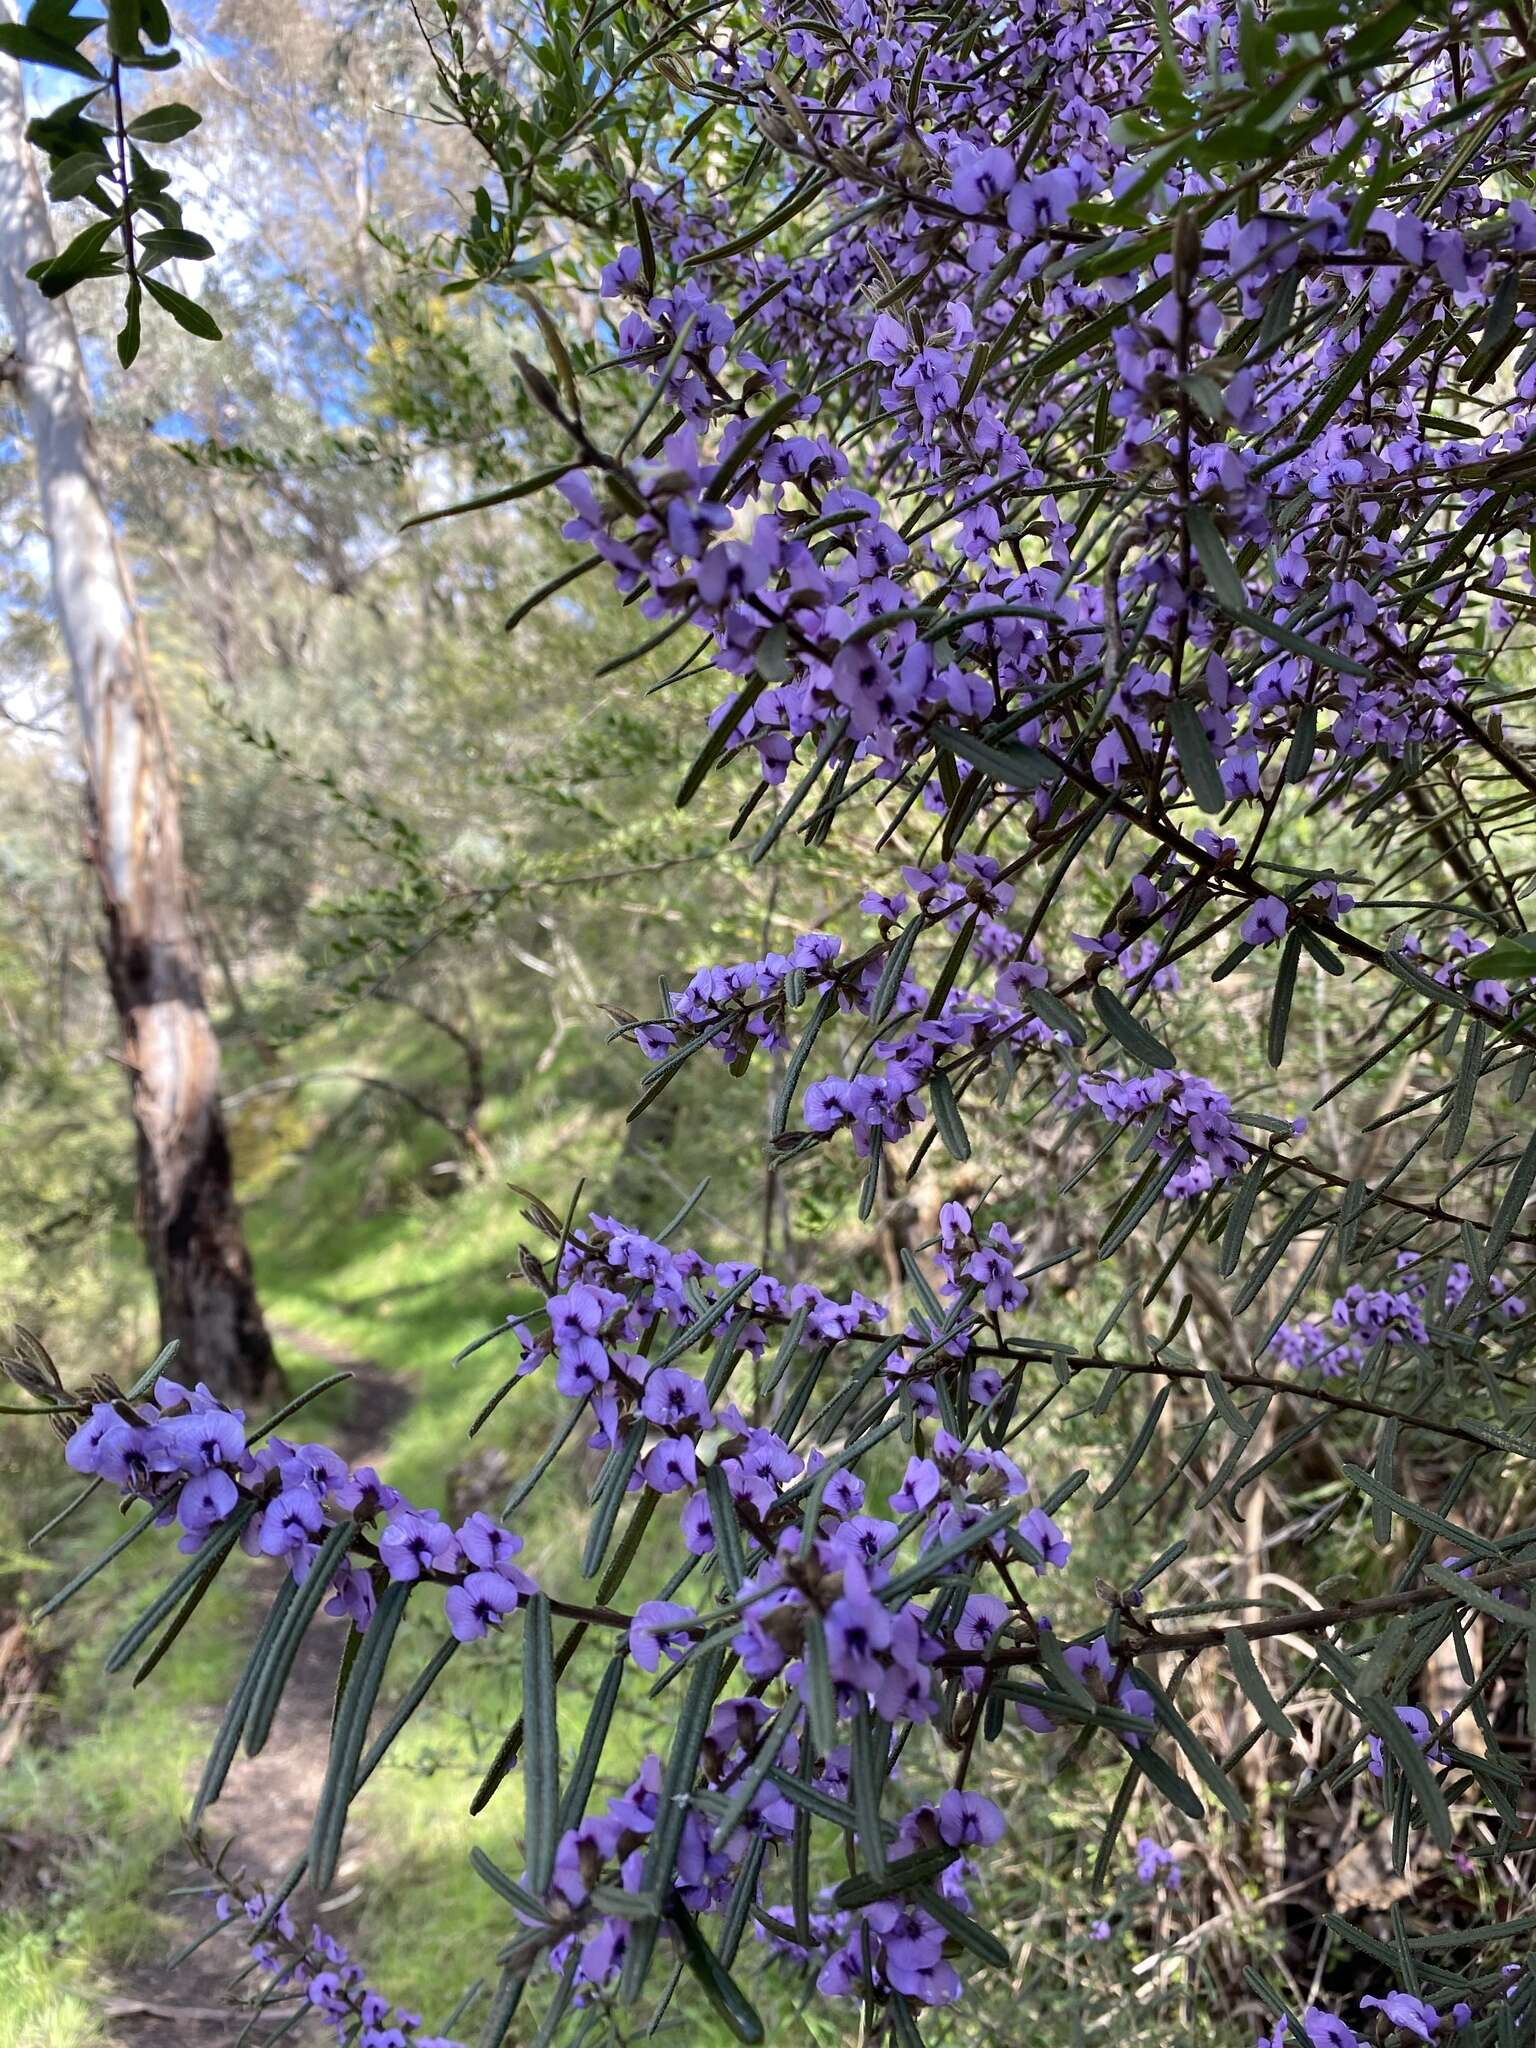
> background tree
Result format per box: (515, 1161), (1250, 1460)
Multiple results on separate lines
(0, 21), (275, 1401)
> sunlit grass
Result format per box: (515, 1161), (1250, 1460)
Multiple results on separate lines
(0, 1934), (103, 2048)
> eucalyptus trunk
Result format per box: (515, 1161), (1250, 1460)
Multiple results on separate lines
(0, 49), (277, 1402)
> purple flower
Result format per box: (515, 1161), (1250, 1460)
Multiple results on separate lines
(159, 1409), (246, 1472)
(824, 1571), (894, 1690)
(629, 1599), (696, 1672)
(1241, 896), (1290, 947)
(64, 1404), (120, 1477)
(378, 1508), (459, 1582)
(937, 1789), (1004, 1848)
(444, 1569), (525, 1642)
(1019, 1507), (1071, 1572)
(890, 1456), (942, 1515)
(1359, 1994), (1440, 2042)
(456, 1511), (524, 1572)
(640, 1437), (697, 1493)
(949, 144), (1016, 215)
(257, 1484), (325, 1557)
(178, 1468), (238, 1536)
(638, 1368), (713, 1432)
(1134, 1836), (1180, 1890)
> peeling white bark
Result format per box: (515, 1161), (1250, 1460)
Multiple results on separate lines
(0, 40), (275, 1397)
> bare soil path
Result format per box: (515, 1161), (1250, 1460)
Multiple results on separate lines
(99, 1327), (413, 2048)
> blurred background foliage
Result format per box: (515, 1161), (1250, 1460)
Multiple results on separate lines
(0, 2), (1501, 2045)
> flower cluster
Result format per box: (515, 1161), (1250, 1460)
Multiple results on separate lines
(1258, 1987), (1486, 2046)
(55, 1202), (1085, 2018)
(1275, 1255), (1526, 1377)
(1076, 1068), (1260, 1199)
(212, 1889), (463, 2048)
(63, 1374), (536, 1644)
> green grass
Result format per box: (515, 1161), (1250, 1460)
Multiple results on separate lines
(0, 1934), (100, 2048)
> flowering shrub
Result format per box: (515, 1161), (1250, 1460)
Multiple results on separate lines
(14, 0), (1536, 2039)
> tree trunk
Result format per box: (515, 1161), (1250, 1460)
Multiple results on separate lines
(0, 48), (277, 1402)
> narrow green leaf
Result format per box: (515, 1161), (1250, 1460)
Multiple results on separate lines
(1356, 1691), (1454, 1849)
(880, 1500), (1019, 1603)
(668, 1899), (766, 2045)
(830, 1844), (959, 1909)
(1169, 697), (1227, 814)
(581, 1420), (644, 1579)
(36, 1501), (159, 1620)
(1487, 1127), (1536, 1267)
(1218, 599), (1370, 678)
(557, 1653), (626, 1837)
(1024, 983), (1084, 1044)
(849, 1707), (888, 1879)
(247, 1369), (354, 1446)
(244, 1517), (357, 1756)
(1442, 1016), (1485, 1162)
(1138, 1667), (1247, 1819)
(888, 1992), (929, 2048)
(522, 1592), (559, 1894)
(624, 1647), (724, 1999)
(800, 1610), (839, 1757)
(1231, 1187), (1320, 1314)
(871, 915), (923, 1025)
(309, 1579), (412, 1889)
(1099, 1143), (1189, 1258)
(1186, 506), (1246, 612)
(116, 277), (141, 367)
(913, 1885), (1009, 1969)
(1339, 1464), (1498, 1561)
(471, 1847), (552, 1922)
(401, 463), (578, 531)
(1219, 1155), (1267, 1276)
(1092, 985), (1175, 1069)
(771, 986), (836, 1138)
(705, 1462), (747, 1592)
(193, 1575), (298, 1818)
(1131, 1738), (1205, 1820)
(1229, 1624), (1305, 1740)
(1095, 1387), (1171, 1510)
(928, 1070), (971, 1161)
(935, 724), (1057, 792)
(1284, 703), (1318, 783)
(478, 1966), (527, 2048)
(107, 1498), (256, 1676)
(1267, 928), (1302, 1070)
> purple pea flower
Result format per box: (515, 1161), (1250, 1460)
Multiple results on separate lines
(1019, 1507), (1071, 1572)
(1359, 1994), (1440, 2042)
(178, 1468), (238, 1537)
(937, 1788), (1004, 1847)
(1241, 895), (1289, 947)
(378, 1508), (460, 1582)
(257, 1483), (325, 1557)
(444, 1570), (525, 1642)
(823, 1569), (894, 1690)
(456, 1511), (524, 1572)
(629, 1599), (696, 1672)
